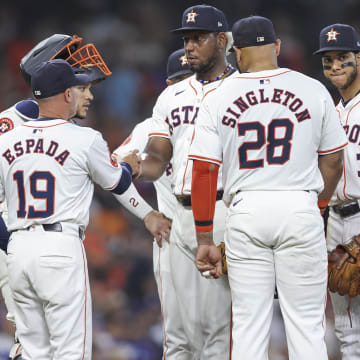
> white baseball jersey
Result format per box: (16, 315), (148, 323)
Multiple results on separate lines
(188, 68), (348, 200)
(0, 119), (124, 232)
(114, 118), (176, 219)
(330, 93), (360, 205)
(150, 71), (238, 195)
(0, 100), (38, 219)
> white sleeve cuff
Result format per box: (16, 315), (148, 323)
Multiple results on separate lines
(112, 182), (153, 220)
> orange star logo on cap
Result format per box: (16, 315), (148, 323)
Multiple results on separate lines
(180, 55), (188, 66)
(186, 10), (199, 23)
(326, 28), (340, 42)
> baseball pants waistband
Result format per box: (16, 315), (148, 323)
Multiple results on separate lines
(332, 200), (360, 218)
(14, 223), (84, 239)
(175, 190), (224, 207)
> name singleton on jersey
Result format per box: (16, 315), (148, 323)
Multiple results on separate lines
(221, 88), (311, 128)
(2, 138), (70, 166)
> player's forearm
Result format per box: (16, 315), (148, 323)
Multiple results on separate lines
(191, 160), (219, 235)
(112, 182), (152, 220)
(138, 153), (169, 181)
(196, 231), (214, 245)
(137, 136), (172, 181)
(318, 150), (343, 201)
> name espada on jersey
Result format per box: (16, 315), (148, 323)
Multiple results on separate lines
(189, 68), (348, 197)
(2, 137), (70, 166)
(0, 119), (123, 232)
(150, 71), (238, 195)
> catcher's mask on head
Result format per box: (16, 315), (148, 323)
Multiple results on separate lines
(65, 43), (112, 81)
(20, 34), (111, 86)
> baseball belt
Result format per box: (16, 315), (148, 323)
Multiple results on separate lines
(24, 222), (84, 238)
(332, 201), (360, 218)
(176, 190), (224, 207)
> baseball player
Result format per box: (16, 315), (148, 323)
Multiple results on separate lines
(114, 48), (195, 359)
(0, 33), (112, 360)
(0, 33), (170, 359)
(136, 5), (237, 359)
(189, 16), (348, 360)
(314, 23), (360, 359)
(0, 59), (140, 360)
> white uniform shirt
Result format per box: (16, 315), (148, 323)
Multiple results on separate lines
(0, 119), (123, 232)
(331, 93), (360, 204)
(188, 68), (348, 202)
(150, 71), (238, 196)
(0, 100), (38, 220)
(114, 118), (176, 219)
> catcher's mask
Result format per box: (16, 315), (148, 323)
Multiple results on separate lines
(62, 42), (112, 82)
(20, 34), (111, 85)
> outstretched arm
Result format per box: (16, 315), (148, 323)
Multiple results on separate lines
(137, 137), (173, 181)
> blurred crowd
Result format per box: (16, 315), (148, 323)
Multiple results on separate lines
(0, 0), (359, 358)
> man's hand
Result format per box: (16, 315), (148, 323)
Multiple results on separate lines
(116, 150), (140, 177)
(195, 243), (223, 279)
(144, 210), (171, 247)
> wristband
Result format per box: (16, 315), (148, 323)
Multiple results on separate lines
(113, 182), (152, 220)
(318, 199), (330, 215)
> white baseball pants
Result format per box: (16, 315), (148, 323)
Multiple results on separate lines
(7, 225), (92, 360)
(226, 190), (328, 360)
(327, 209), (360, 360)
(169, 200), (232, 360)
(153, 240), (195, 359)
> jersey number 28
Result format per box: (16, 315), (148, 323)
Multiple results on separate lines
(238, 118), (293, 169)
(13, 171), (55, 218)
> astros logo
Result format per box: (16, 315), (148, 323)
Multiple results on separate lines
(186, 10), (199, 23)
(180, 55), (188, 66)
(0, 118), (14, 135)
(326, 28), (340, 42)
(110, 153), (119, 167)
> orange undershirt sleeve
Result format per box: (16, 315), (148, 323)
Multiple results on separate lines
(191, 160), (219, 233)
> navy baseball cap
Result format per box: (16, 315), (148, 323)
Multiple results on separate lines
(313, 24), (360, 55)
(230, 16), (277, 51)
(167, 49), (193, 80)
(31, 59), (91, 99)
(172, 5), (228, 33)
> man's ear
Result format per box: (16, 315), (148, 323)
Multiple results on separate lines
(217, 32), (227, 50)
(355, 52), (360, 66)
(64, 88), (72, 103)
(275, 39), (281, 57)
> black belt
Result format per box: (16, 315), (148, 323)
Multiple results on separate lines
(26, 223), (83, 238)
(332, 201), (360, 218)
(176, 190), (224, 207)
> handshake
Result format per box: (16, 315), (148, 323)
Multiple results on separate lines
(113, 150), (142, 178)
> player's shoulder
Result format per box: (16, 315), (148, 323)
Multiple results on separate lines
(285, 69), (327, 89)
(0, 99), (39, 135)
(168, 74), (196, 97)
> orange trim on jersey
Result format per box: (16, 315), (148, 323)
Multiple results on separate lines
(189, 79), (198, 96)
(234, 69), (292, 80)
(148, 132), (170, 138)
(181, 159), (190, 195)
(22, 121), (69, 128)
(318, 142), (347, 154)
(188, 154), (222, 165)
(203, 88), (217, 99)
(345, 100), (360, 126)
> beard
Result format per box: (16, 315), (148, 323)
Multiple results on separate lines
(340, 64), (357, 90)
(191, 53), (218, 78)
